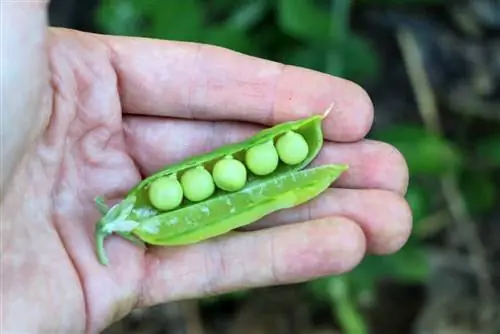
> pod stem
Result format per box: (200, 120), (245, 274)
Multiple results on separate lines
(95, 221), (111, 265)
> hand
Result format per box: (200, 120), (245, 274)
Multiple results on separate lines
(1, 26), (411, 334)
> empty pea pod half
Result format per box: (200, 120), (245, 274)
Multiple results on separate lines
(94, 105), (348, 265)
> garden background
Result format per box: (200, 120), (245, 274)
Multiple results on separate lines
(48, 0), (500, 333)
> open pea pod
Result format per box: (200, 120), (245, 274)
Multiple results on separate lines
(95, 111), (348, 265)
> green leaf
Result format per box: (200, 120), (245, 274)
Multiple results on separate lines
(339, 34), (380, 83)
(459, 170), (497, 214)
(282, 47), (326, 72)
(405, 184), (431, 223)
(202, 26), (258, 55)
(225, 0), (269, 30)
(356, 0), (449, 4)
(281, 33), (380, 83)
(146, 0), (204, 41)
(276, 0), (331, 43)
(475, 134), (500, 168)
(371, 125), (463, 175)
(349, 246), (429, 288)
(95, 0), (144, 36)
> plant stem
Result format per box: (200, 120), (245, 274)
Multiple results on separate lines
(95, 223), (110, 266)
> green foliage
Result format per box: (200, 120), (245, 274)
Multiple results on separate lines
(95, 0), (380, 85)
(405, 184), (431, 223)
(371, 124), (463, 175)
(475, 134), (500, 168)
(459, 170), (497, 215)
(356, 0), (451, 4)
(276, 0), (331, 43)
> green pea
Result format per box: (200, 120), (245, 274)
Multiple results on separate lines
(275, 131), (309, 165)
(136, 164), (348, 246)
(94, 113), (350, 266)
(212, 156), (247, 192)
(148, 175), (184, 211)
(180, 166), (215, 202)
(244, 140), (279, 176)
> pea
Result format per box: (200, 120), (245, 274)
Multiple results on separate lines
(137, 164), (347, 246)
(94, 111), (349, 266)
(212, 156), (247, 192)
(275, 131), (309, 165)
(244, 140), (279, 176)
(180, 166), (215, 202)
(148, 175), (184, 211)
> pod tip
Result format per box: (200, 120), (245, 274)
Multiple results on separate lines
(322, 102), (335, 119)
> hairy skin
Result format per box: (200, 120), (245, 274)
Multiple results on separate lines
(1, 4), (412, 334)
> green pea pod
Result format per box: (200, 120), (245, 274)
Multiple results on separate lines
(134, 164), (347, 245)
(95, 110), (348, 265)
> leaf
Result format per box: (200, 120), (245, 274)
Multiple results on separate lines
(276, 0), (331, 43)
(282, 47), (326, 72)
(405, 184), (431, 223)
(349, 246), (429, 290)
(225, 0), (269, 30)
(339, 34), (380, 83)
(282, 33), (380, 83)
(371, 125), (463, 175)
(146, 0), (204, 41)
(356, 0), (449, 4)
(475, 134), (500, 168)
(202, 26), (258, 55)
(459, 170), (497, 214)
(95, 0), (145, 36)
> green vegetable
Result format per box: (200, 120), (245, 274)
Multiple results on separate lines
(180, 166), (215, 202)
(276, 130), (309, 165)
(212, 155), (247, 192)
(94, 108), (348, 265)
(148, 175), (184, 211)
(244, 140), (279, 175)
(136, 164), (345, 245)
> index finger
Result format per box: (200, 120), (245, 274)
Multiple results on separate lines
(100, 34), (374, 142)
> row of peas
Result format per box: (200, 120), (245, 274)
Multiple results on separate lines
(147, 130), (310, 211)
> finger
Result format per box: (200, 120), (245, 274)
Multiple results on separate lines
(244, 188), (413, 256)
(123, 117), (408, 194)
(138, 217), (366, 306)
(101, 35), (373, 142)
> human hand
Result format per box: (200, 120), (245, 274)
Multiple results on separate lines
(1, 26), (411, 334)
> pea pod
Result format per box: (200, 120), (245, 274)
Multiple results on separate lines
(94, 108), (348, 265)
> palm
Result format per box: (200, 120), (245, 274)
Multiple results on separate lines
(2, 28), (412, 334)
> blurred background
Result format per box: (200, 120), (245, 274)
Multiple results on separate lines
(48, 0), (500, 333)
